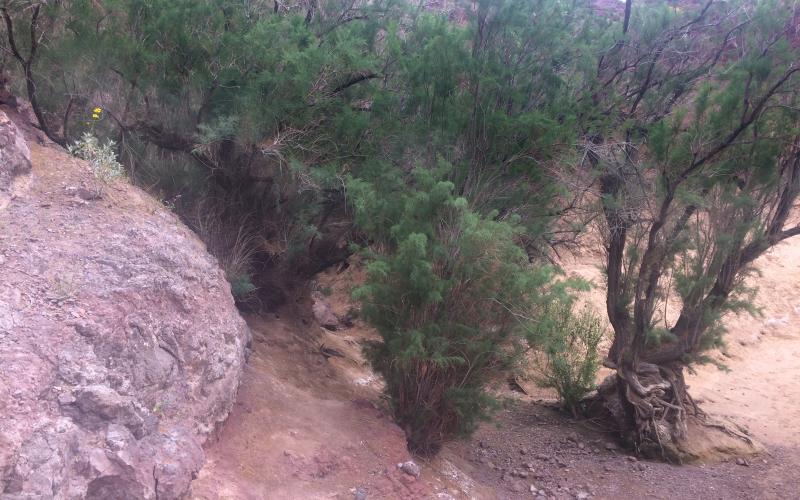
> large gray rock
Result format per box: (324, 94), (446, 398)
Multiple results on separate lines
(0, 111), (31, 210)
(0, 113), (250, 499)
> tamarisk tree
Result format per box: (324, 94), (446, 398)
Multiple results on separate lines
(584, 0), (800, 456)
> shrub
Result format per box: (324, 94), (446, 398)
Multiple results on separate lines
(67, 133), (126, 181)
(350, 161), (561, 455)
(535, 301), (604, 417)
(226, 271), (257, 300)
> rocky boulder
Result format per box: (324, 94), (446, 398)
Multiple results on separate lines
(0, 111), (31, 210)
(0, 110), (251, 499)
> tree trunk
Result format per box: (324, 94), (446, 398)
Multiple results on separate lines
(594, 360), (694, 460)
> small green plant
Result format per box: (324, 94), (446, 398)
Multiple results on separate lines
(226, 271), (257, 300)
(67, 132), (126, 181)
(535, 301), (604, 417)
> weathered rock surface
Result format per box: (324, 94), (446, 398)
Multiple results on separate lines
(0, 110), (250, 499)
(311, 291), (339, 330)
(0, 112), (31, 210)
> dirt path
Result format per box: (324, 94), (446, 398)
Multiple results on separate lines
(191, 312), (455, 499)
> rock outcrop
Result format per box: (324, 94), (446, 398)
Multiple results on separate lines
(0, 110), (251, 499)
(0, 111), (31, 210)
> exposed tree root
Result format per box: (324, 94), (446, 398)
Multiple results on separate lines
(588, 362), (761, 463)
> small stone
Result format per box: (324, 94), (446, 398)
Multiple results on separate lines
(57, 392), (76, 405)
(735, 458), (750, 467)
(76, 187), (102, 201)
(636, 462), (647, 471)
(576, 492), (590, 500)
(510, 480), (527, 493)
(604, 442), (618, 451)
(577, 442), (586, 450)
(399, 460), (421, 477)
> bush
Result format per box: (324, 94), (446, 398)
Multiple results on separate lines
(535, 301), (604, 417)
(350, 161), (560, 455)
(226, 271), (257, 300)
(67, 133), (126, 181)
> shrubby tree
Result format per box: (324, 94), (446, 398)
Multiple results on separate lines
(349, 160), (566, 454)
(580, 0), (800, 456)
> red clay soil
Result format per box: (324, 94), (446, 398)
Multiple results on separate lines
(191, 312), (441, 499)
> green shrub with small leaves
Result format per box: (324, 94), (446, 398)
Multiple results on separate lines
(350, 160), (566, 455)
(534, 301), (604, 417)
(226, 271), (257, 301)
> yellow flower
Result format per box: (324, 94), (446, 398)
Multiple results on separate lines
(92, 113), (100, 119)
(93, 107), (102, 114)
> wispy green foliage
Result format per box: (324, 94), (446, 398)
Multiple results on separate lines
(350, 159), (564, 454)
(533, 301), (605, 417)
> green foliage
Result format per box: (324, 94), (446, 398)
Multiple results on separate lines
(533, 301), (604, 417)
(226, 271), (257, 300)
(351, 160), (561, 454)
(67, 133), (126, 181)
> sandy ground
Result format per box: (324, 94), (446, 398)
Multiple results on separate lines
(689, 239), (800, 450)
(194, 239), (800, 499)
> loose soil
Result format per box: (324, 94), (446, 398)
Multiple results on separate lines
(194, 240), (800, 499)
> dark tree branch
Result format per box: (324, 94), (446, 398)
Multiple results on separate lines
(623, 0), (632, 34)
(1, 4), (65, 146)
(332, 71), (379, 94)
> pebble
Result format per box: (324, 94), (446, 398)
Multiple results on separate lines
(399, 460), (421, 477)
(735, 458), (750, 467)
(510, 480), (527, 493)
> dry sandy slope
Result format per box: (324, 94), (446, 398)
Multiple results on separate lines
(689, 238), (800, 449)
